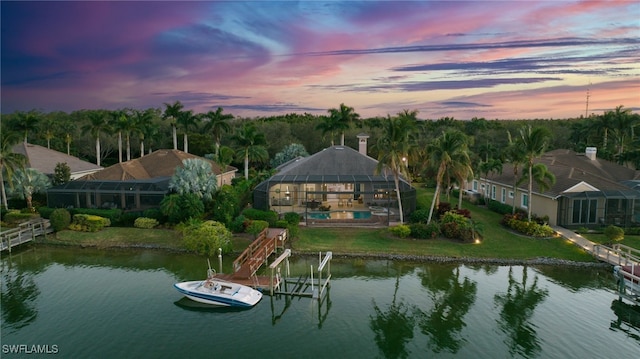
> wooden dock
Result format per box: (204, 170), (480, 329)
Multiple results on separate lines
(0, 218), (53, 253)
(593, 243), (640, 267)
(212, 227), (287, 290)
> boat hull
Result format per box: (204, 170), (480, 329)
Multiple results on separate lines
(174, 280), (262, 308)
(614, 265), (640, 296)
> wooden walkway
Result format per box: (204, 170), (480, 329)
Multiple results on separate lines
(1, 218), (53, 253)
(212, 227), (287, 289)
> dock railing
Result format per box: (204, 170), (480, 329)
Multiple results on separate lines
(593, 243), (640, 266)
(1, 218), (52, 253)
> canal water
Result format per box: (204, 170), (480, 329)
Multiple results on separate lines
(1, 247), (639, 359)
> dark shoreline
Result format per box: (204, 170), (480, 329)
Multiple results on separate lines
(31, 239), (610, 268)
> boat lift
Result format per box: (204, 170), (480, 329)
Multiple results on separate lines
(269, 250), (332, 301)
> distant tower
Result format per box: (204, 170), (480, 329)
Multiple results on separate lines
(585, 82), (591, 118)
(357, 133), (369, 156)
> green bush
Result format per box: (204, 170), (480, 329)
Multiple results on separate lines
(134, 217), (159, 229)
(2, 210), (34, 224)
(503, 214), (554, 237)
(182, 220), (233, 256)
(69, 214), (110, 232)
(143, 208), (164, 222)
(161, 193), (204, 224)
(409, 209), (431, 223)
(37, 206), (56, 219)
(440, 211), (473, 240)
(487, 200), (514, 215)
(389, 224), (411, 238)
(275, 220), (289, 228)
(72, 208), (122, 226)
(242, 208), (278, 226)
(283, 212), (301, 225)
(409, 222), (440, 239)
(246, 220), (269, 239)
(604, 225), (624, 242)
(229, 215), (247, 233)
(50, 208), (71, 231)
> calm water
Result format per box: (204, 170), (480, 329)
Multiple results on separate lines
(1, 247), (639, 359)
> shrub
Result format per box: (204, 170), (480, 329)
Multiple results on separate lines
(49, 208), (71, 231)
(161, 193), (204, 224)
(246, 220), (269, 239)
(275, 220), (289, 228)
(604, 225), (624, 242)
(37, 206), (56, 219)
(120, 211), (143, 227)
(409, 209), (431, 223)
(134, 217), (159, 229)
(283, 212), (301, 225)
(487, 200), (514, 215)
(229, 215), (247, 233)
(410, 222), (440, 239)
(70, 214), (110, 232)
(71, 208), (122, 225)
(389, 224), (411, 238)
(440, 211), (473, 240)
(143, 208), (164, 222)
(242, 208), (278, 226)
(502, 214), (554, 237)
(436, 202), (452, 218)
(2, 210), (34, 225)
(182, 220), (232, 256)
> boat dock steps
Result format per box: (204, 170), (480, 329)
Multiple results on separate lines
(1, 219), (53, 253)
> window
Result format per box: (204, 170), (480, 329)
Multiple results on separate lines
(501, 188), (506, 203)
(473, 181), (478, 191)
(572, 199), (597, 224)
(508, 191), (514, 199)
(521, 194), (529, 208)
(491, 185), (496, 200)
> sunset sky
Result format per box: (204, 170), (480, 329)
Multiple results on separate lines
(1, 1), (638, 120)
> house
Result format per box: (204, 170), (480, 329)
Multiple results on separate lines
(253, 136), (416, 226)
(46, 149), (237, 210)
(469, 147), (640, 228)
(12, 142), (103, 179)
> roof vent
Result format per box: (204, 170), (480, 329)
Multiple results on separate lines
(585, 147), (597, 160)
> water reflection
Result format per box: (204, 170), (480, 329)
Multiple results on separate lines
(417, 265), (477, 354)
(370, 263), (415, 359)
(494, 266), (549, 358)
(610, 299), (640, 343)
(1, 260), (40, 333)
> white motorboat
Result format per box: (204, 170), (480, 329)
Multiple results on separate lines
(174, 278), (263, 308)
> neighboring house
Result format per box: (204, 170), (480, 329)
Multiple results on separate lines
(12, 142), (103, 179)
(253, 139), (416, 226)
(468, 147), (640, 228)
(46, 149), (237, 210)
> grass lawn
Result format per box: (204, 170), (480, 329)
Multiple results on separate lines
(51, 227), (185, 250)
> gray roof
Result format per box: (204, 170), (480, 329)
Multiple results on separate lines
(268, 145), (406, 184)
(485, 149), (640, 197)
(12, 142), (103, 176)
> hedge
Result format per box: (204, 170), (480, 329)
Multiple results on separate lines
(69, 214), (111, 232)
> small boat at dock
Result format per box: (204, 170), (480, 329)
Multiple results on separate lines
(613, 265), (640, 297)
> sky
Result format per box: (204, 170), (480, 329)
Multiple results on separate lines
(1, 1), (639, 120)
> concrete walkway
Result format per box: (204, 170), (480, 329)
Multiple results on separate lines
(553, 226), (639, 266)
(552, 226), (596, 253)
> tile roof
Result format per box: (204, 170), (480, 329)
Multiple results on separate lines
(81, 149), (236, 180)
(12, 142), (103, 176)
(486, 149), (640, 197)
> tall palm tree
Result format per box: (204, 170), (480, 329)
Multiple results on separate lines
(607, 105), (637, 162)
(13, 110), (41, 143)
(328, 103), (360, 146)
(40, 116), (56, 149)
(163, 101), (184, 150)
(59, 120), (76, 155)
(505, 130), (526, 214)
(232, 123), (268, 180)
(315, 115), (340, 146)
(81, 110), (110, 167)
(373, 110), (417, 224)
(426, 130), (470, 224)
(133, 109), (156, 157)
(111, 109), (129, 163)
(176, 110), (199, 153)
(518, 125), (552, 221)
(8, 168), (51, 211)
(0, 132), (26, 209)
(451, 157), (474, 209)
(203, 107), (233, 159)
(517, 163), (556, 196)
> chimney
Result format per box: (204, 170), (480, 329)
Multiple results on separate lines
(585, 147), (597, 160)
(357, 133), (369, 156)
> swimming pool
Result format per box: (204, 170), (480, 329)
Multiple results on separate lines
(307, 210), (373, 220)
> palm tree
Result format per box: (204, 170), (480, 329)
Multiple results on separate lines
(426, 130), (470, 224)
(81, 110), (110, 167)
(0, 132), (26, 209)
(517, 163), (556, 196)
(373, 110), (417, 224)
(328, 103), (360, 146)
(202, 107), (233, 159)
(232, 123), (268, 180)
(505, 130), (526, 215)
(163, 101), (184, 150)
(133, 109), (156, 157)
(607, 105), (637, 162)
(40, 116), (56, 149)
(518, 125), (552, 221)
(176, 110), (199, 153)
(8, 168), (51, 211)
(110, 109), (130, 163)
(315, 115), (340, 146)
(13, 110), (41, 143)
(59, 120), (76, 155)
(451, 157), (474, 209)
